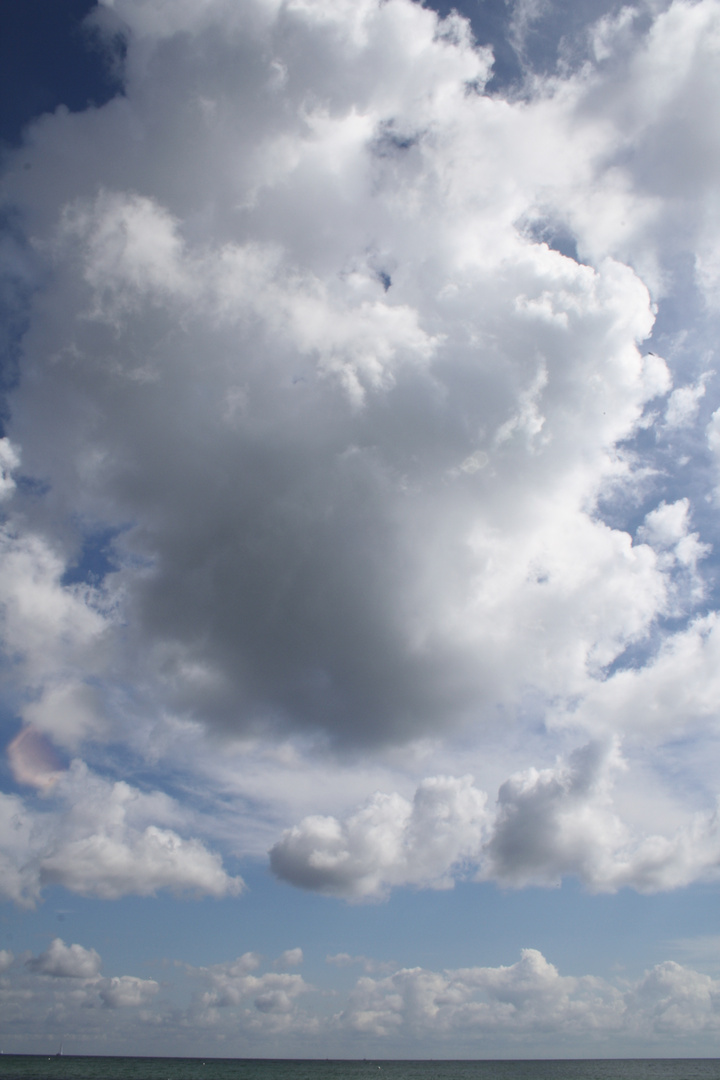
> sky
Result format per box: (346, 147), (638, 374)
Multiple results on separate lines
(2, 0), (720, 1060)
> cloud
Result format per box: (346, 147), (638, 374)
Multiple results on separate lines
(563, 0), (720, 297)
(6, 936), (161, 1055)
(552, 611), (720, 745)
(0, 0), (689, 764)
(338, 949), (720, 1044)
(0, 790), (44, 906)
(275, 948), (303, 969)
(662, 934), (720, 975)
(664, 375), (711, 429)
(708, 407), (720, 481)
(12, 180), (670, 752)
(627, 961), (720, 1036)
(191, 955), (312, 1030)
(339, 948), (621, 1039)
(26, 938), (101, 979)
(0, 760), (243, 906)
(635, 499), (710, 588)
(99, 975), (159, 1008)
(0, 439), (19, 502)
(272, 741), (720, 898)
(482, 742), (627, 889)
(0, 525), (111, 750)
(6, 940), (316, 1049)
(7, 937), (720, 1055)
(270, 773), (488, 897)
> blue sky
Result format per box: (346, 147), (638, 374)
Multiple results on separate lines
(2, 0), (720, 1059)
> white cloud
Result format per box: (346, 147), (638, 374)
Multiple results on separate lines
(552, 611), (720, 744)
(663, 934), (720, 975)
(0, 438), (19, 501)
(337, 949), (720, 1046)
(326, 952), (356, 967)
(563, 0), (720, 297)
(99, 975), (159, 1008)
(629, 961), (720, 1035)
(339, 949), (622, 1039)
(270, 774), (488, 898)
(190, 954), (312, 1031)
(636, 498), (710, 581)
(26, 938), (101, 979)
(709, 406), (720, 452)
(272, 740), (720, 898)
(275, 948), (303, 969)
(639, 499), (693, 549)
(0, 790), (43, 907)
(664, 375), (711, 428)
(0, 525), (111, 749)
(3, 937), (163, 1050)
(1, 0), (682, 763)
(482, 742), (627, 889)
(0, 760), (243, 906)
(8, 938), (720, 1055)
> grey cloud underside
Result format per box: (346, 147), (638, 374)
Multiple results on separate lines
(11, 208), (662, 747)
(2, 0), (696, 753)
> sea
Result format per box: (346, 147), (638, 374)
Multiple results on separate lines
(0, 1060), (718, 1080)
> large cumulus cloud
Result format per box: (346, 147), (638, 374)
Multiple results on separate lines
(1, 0), (720, 901)
(0, 0), (685, 748)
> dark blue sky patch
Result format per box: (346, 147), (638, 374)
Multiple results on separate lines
(0, 211), (40, 435)
(427, 0), (629, 92)
(522, 217), (581, 262)
(0, 0), (124, 149)
(0, 1), (125, 433)
(427, 0), (523, 90)
(371, 120), (423, 158)
(61, 525), (122, 587)
(14, 475), (51, 499)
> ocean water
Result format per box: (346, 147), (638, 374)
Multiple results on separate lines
(0, 1060), (718, 1080)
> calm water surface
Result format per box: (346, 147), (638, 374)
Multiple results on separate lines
(1, 1060), (719, 1080)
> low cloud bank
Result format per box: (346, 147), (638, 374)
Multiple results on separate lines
(5, 940), (720, 1055)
